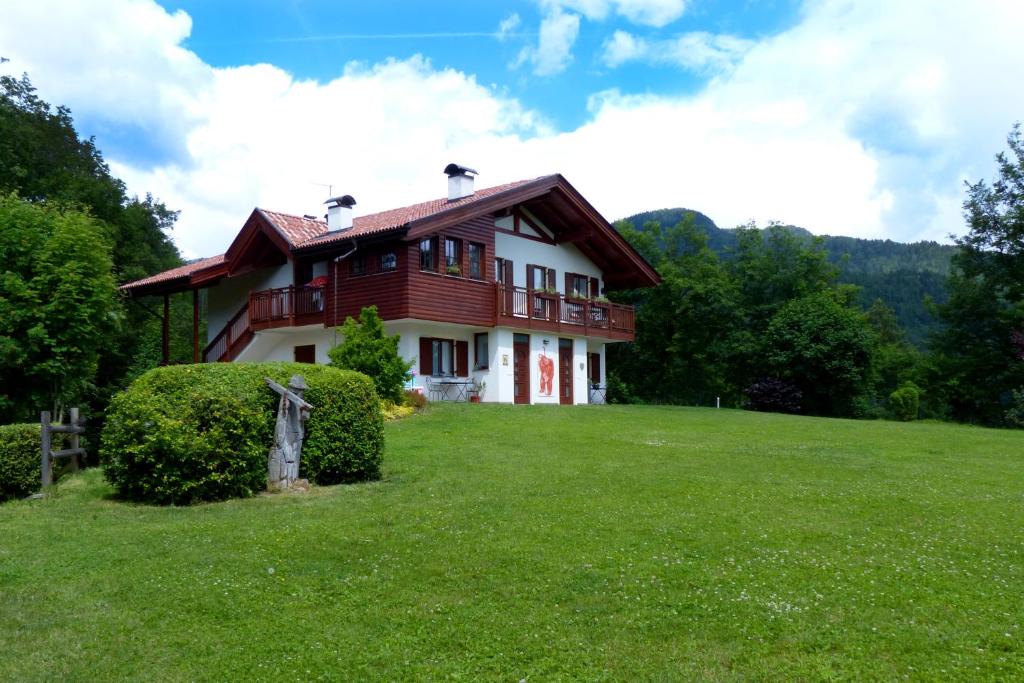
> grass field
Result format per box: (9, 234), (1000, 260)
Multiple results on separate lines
(2, 404), (1023, 681)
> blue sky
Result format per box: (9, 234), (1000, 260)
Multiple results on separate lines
(160, 0), (802, 131)
(3, 1), (1023, 258)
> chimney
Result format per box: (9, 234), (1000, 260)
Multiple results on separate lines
(324, 194), (356, 231)
(444, 163), (477, 201)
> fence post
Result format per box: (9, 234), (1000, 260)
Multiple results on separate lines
(69, 407), (81, 473)
(40, 411), (52, 488)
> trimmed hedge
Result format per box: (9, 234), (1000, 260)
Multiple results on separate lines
(101, 363), (383, 505)
(1, 423), (40, 502)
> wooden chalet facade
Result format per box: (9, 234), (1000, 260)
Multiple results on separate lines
(122, 168), (660, 405)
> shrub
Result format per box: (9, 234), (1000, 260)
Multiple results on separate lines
(1005, 388), (1024, 429)
(744, 378), (802, 414)
(328, 305), (412, 403)
(889, 382), (921, 422)
(101, 363), (383, 504)
(0, 423), (39, 502)
(403, 389), (428, 410)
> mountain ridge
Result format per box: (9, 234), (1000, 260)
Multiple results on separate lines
(618, 208), (954, 346)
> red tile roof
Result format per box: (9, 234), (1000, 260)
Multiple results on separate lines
(121, 254), (225, 291)
(121, 176), (550, 291)
(257, 210), (325, 246)
(270, 176), (545, 249)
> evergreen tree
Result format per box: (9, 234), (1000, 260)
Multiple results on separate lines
(328, 306), (412, 403)
(931, 124), (1024, 425)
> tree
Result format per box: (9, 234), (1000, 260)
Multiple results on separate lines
(762, 292), (874, 416)
(328, 306), (412, 403)
(930, 124), (1024, 424)
(0, 195), (119, 421)
(609, 215), (743, 405)
(1, 70), (185, 417)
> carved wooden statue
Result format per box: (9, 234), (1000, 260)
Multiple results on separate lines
(265, 375), (313, 490)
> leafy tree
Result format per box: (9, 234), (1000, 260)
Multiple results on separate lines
(610, 216), (743, 405)
(763, 292), (874, 416)
(0, 195), (119, 421)
(328, 306), (412, 403)
(864, 298), (925, 415)
(727, 222), (839, 330)
(930, 123), (1024, 424)
(1, 70), (185, 418)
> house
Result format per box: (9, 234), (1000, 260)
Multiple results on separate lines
(121, 166), (660, 405)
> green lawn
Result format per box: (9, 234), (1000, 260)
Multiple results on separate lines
(2, 405), (1023, 681)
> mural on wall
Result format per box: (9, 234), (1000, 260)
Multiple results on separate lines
(538, 350), (554, 396)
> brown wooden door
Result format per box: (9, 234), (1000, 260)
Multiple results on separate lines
(294, 344), (316, 363)
(513, 334), (530, 404)
(558, 338), (573, 405)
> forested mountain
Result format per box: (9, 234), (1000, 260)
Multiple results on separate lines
(620, 208), (953, 345)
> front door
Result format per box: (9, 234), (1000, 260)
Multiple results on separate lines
(558, 338), (573, 405)
(513, 334), (530, 404)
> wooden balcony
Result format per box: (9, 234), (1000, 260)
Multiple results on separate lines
(203, 282), (634, 363)
(494, 284), (636, 341)
(249, 285), (325, 331)
(202, 285), (325, 362)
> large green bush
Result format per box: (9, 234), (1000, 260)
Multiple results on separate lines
(101, 363), (383, 505)
(0, 423), (39, 502)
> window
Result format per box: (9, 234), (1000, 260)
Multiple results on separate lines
(495, 257), (509, 283)
(294, 344), (316, 364)
(380, 251), (397, 272)
(350, 253), (366, 276)
(474, 333), (489, 370)
(531, 266), (546, 290)
(445, 237), (462, 274)
(570, 273), (589, 298)
(468, 243), (484, 279)
(419, 337), (469, 377)
(420, 238), (435, 271)
(432, 339), (454, 376)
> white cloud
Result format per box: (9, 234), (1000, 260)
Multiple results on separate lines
(603, 30), (753, 73)
(3, 0), (1024, 260)
(515, 8), (581, 76)
(545, 0), (687, 27)
(497, 13), (521, 41)
(521, 0), (688, 74)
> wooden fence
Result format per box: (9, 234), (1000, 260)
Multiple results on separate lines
(41, 408), (86, 487)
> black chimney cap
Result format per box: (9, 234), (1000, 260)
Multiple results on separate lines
(324, 194), (357, 208)
(444, 163), (478, 177)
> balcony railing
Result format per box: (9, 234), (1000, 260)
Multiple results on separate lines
(202, 285), (324, 362)
(495, 284), (635, 339)
(249, 285), (325, 331)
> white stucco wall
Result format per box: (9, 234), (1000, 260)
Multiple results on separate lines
(207, 263), (293, 343)
(495, 231), (603, 293)
(237, 326), (337, 364)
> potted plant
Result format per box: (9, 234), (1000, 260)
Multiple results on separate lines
(470, 380), (485, 403)
(446, 264), (462, 276)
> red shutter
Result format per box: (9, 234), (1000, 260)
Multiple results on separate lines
(547, 268), (556, 290)
(504, 259), (514, 287)
(526, 264), (536, 289)
(589, 277), (599, 298)
(589, 352), (601, 383)
(565, 272), (573, 298)
(456, 340), (469, 377)
(419, 337), (433, 376)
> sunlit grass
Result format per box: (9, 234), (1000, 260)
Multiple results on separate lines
(2, 404), (1022, 680)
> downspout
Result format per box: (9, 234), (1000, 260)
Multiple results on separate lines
(331, 240), (358, 348)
